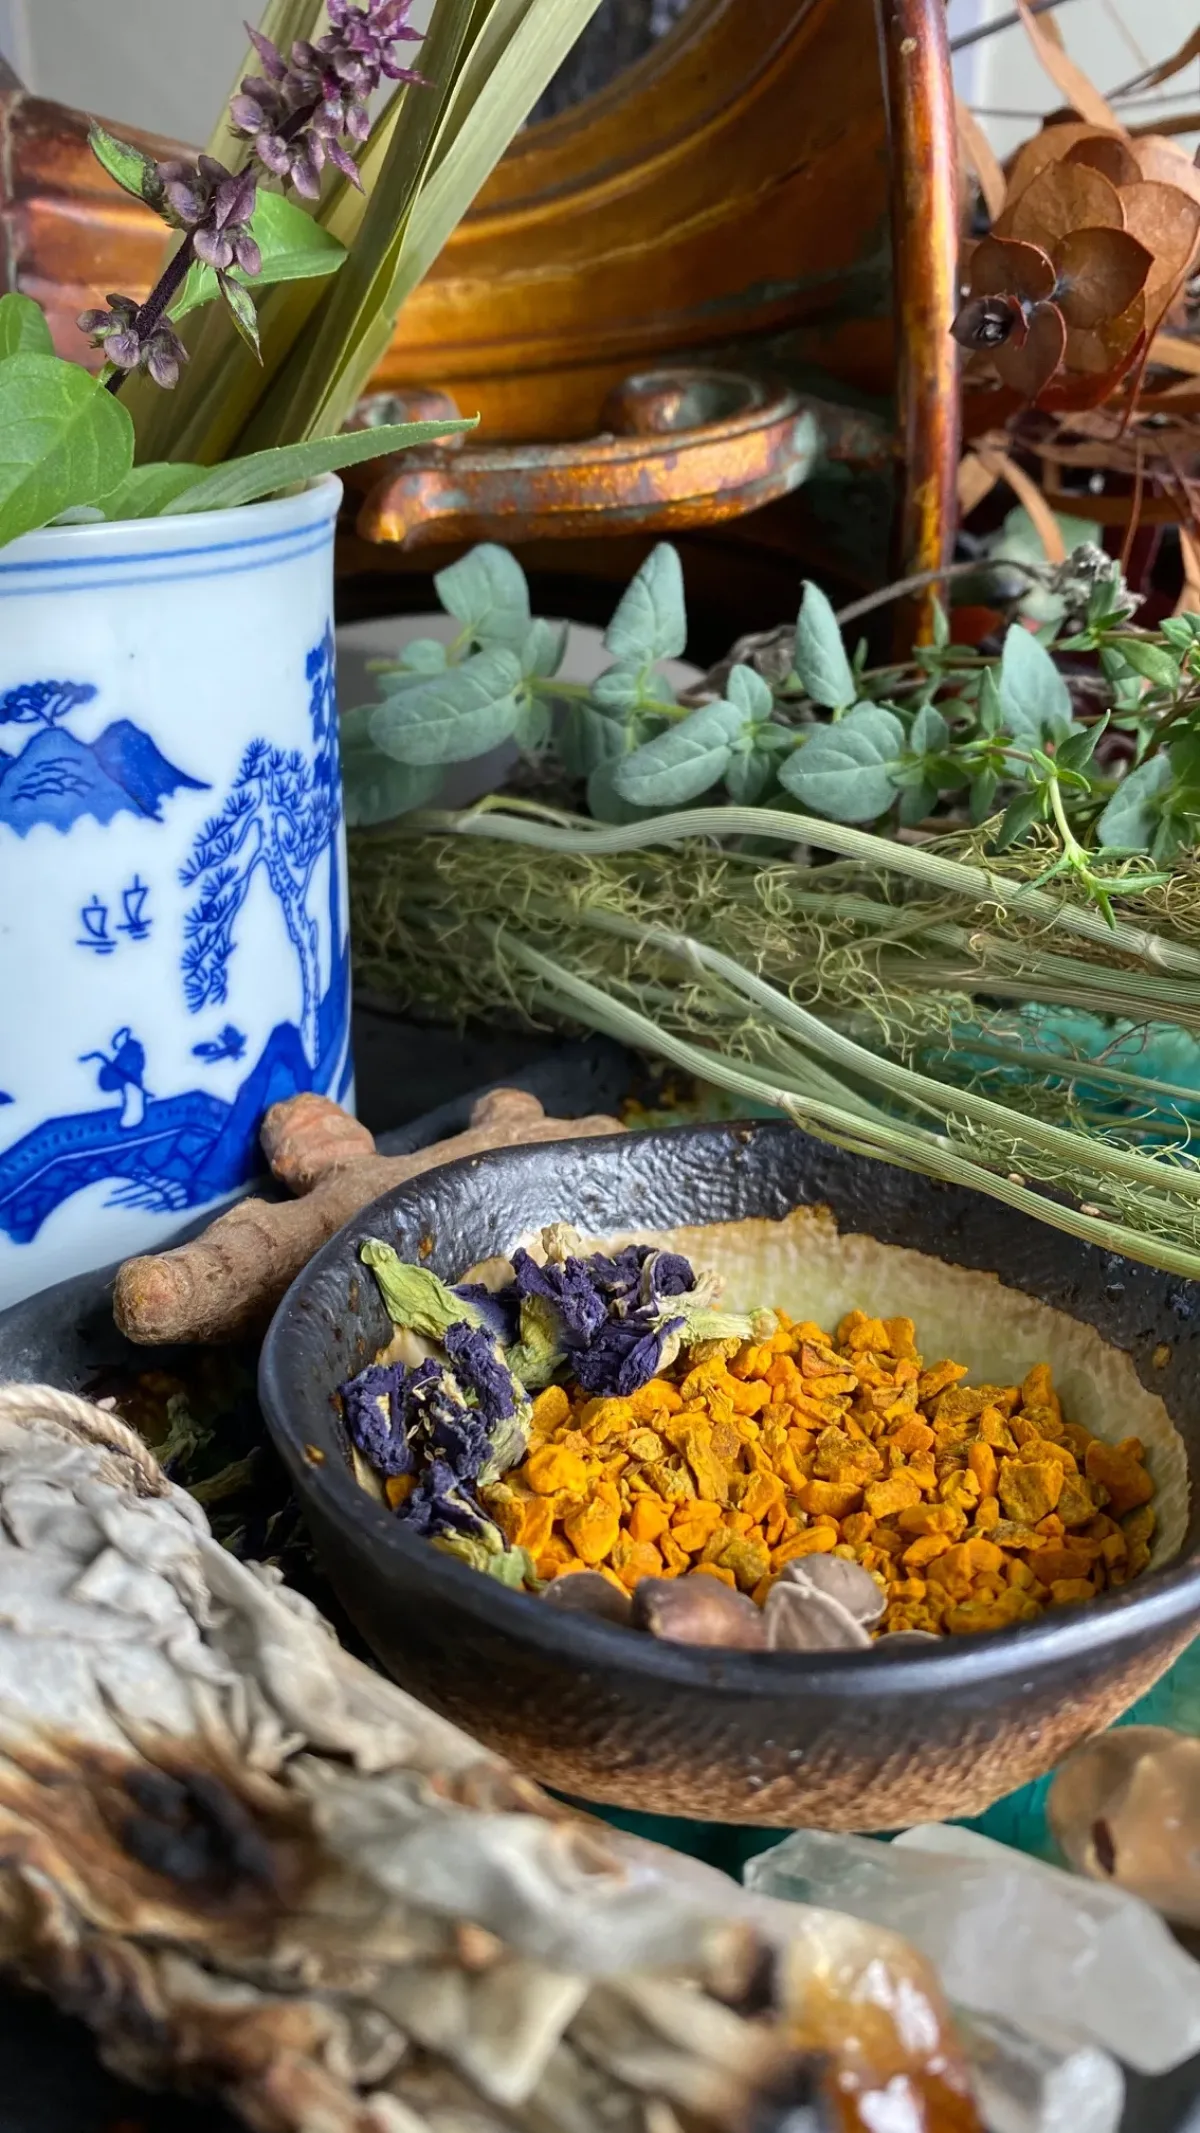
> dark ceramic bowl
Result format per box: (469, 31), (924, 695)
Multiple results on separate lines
(259, 1122), (1200, 1828)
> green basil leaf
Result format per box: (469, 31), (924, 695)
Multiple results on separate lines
(436, 543), (530, 648)
(340, 707), (442, 826)
(604, 543), (687, 664)
(0, 353), (133, 548)
(999, 623), (1073, 742)
(725, 663), (775, 723)
(369, 646), (522, 766)
(1055, 716), (1106, 775)
(100, 462), (208, 519)
(0, 295), (53, 361)
(613, 701), (744, 808)
(793, 581), (856, 710)
(1097, 753), (1174, 852)
(1119, 638), (1181, 691)
(88, 122), (165, 208)
(910, 703), (950, 756)
(977, 666), (1004, 737)
(970, 765), (1000, 826)
(777, 703), (905, 821)
(993, 787), (1046, 850)
(520, 617), (568, 679)
(928, 596), (950, 650)
(160, 416), (477, 516)
(219, 275), (262, 360)
(169, 191), (347, 323)
(559, 700), (628, 780)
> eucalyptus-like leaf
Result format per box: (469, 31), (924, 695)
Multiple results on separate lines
(521, 617), (569, 679)
(587, 758), (663, 825)
(724, 746), (774, 806)
(340, 706), (443, 826)
(899, 779), (937, 828)
(1097, 753), (1174, 852)
(100, 463), (208, 520)
(970, 765), (1000, 825)
(88, 123), (165, 209)
(999, 622), (1074, 743)
(396, 639), (450, 676)
(778, 704), (906, 822)
(436, 543), (531, 649)
(558, 701), (628, 781)
(614, 701), (745, 809)
(592, 667), (647, 716)
(170, 193), (348, 324)
(910, 703), (950, 756)
(0, 354), (133, 549)
(725, 663), (775, 722)
(513, 691), (552, 753)
(369, 646), (523, 766)
(793, 582), (856, 711)
(604, 544), (687, 665)
(159, 416), (476, 516)
(0, 296), (53, 361)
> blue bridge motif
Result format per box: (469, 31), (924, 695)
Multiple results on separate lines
(0, 631), (350, 1244)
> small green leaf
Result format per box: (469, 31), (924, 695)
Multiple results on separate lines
(724, 746), (773, 805)
(910, 703), (950, 755)
(513, 690), (551, 753)
(793, 582), (856, 711)
(591, 666), (645, 716)
(587, 758), (663, 824)
(340, 707), (442, 826)
(898, 779), (936, 828)
(369, 647), (522, 766)
(219, 275), (262, 361)
(397, 638), (449, 675)
(559, 701), (627, 780)
(1055, 716), (1107, 776)
(977, 666), (1004, 737)
(994, 788), (1046, 850)
(169, 191), (347, 323)
(160, 417), (477, 516)
(1119, 638), (1181, 691)
(604, 544), (687, 664)
(99, 462), (208, 519)
(725, 664), (774, 722)
(0, 296), (53, 361)
(1097, 753), (1174, 852)
(614, 701), (745, 808)
(88, 123), (164, 208)
(778, 704), (905, 822)
(929, 597), (950, 650)
(0, 353), (133, 548)
(999, 623), (1073, 742)
(1160, 615), (1200, 651)
(436, 543), (530, 648)
(970, 765), (1000, 825)
(520, 617), (568, 679)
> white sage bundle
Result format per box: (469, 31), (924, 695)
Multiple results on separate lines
(0, 1386), (978, 2133)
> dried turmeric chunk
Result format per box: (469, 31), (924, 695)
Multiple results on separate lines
(1021, 1364), (1062, 1422)
(839, 1311), (891, 1352)
(1029, 1545), (1094, 1586)
(998, 1457), (1063, 1525)
(627, 1495), (671, 1544)
(659, 1530), (690, 1576)
(627, 1378), (683, 1420)
(887, 1418), (935, 1458)
(1049, 1577), (1095, 1605)
(772, 1528), (839, 1566)
(1085, 1439), (1154, 1517)
(516, 1497), (556, 1557)
(885, 1316), (919, 1361)
(692, 1562), (738, 1589)
(1122, 1503), (1156, 1548)
(967, 1441), (998, 1498)
(804, 1479), (864, 1519)
(740, 1470), (787, 1524)
(564, 1497), (621, 1566)
(531, 1385), (571, 1435)
(896, 1501), (965, 1538)
(865, 1473), (924, 1518)
(903, 1533), (952, 1570)
(1055, 1470), (1098, 1528)
(715, 1532), (771, 1592)
(525, 1443), (594, 1496)
(918, 1360), (969, 1402)
(677, 1421), (731, 1505)
(671, 1500), (725, 1552)
(610, 1534), (664, 1588)
(813, 1428), (883, 1484)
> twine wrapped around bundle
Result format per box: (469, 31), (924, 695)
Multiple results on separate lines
(0, 1383), (980, 2133)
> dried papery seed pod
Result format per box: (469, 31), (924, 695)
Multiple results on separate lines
(632, 1572), (767, 1648)
(763, 1583), (871, 1654)
(777, 1554), (886, 1625)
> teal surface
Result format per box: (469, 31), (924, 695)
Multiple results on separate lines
(569, 1635), (1200, 1876)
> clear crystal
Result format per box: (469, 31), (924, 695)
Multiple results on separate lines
(745, 1822), (1200, 2077)
(954, 2008), (1124, 2133)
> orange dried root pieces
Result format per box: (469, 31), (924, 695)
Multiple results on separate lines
(481, 1304), (1160, 1640)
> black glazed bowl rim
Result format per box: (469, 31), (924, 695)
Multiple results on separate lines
(259, 1120), (1200, 1702)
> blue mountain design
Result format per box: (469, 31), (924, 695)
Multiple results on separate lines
(0, 721), (206, 837)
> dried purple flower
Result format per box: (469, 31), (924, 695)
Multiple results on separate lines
(340, 1360), (414, 1477)
(442, 1322), (518, 1428)
(511, 1250), (609, 1343)
(78, 295), (190, 389)
(231, 0), (427, 193)
(573, 1313), (687, 1399)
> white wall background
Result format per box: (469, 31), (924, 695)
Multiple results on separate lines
(0, 0), (1194, 153)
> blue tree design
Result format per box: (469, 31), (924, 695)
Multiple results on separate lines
(0, 680), (96, 729)
(180, 630), (340, 1066)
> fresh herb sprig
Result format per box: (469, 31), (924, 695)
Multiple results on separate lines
(344, 536), (1200, 917)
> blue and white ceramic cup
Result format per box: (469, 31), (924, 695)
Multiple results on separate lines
(0, 477), (352, 1306)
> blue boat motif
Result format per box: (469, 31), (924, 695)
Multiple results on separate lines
(0, 630), (350, 1243)
(77, 897), (115, 955)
